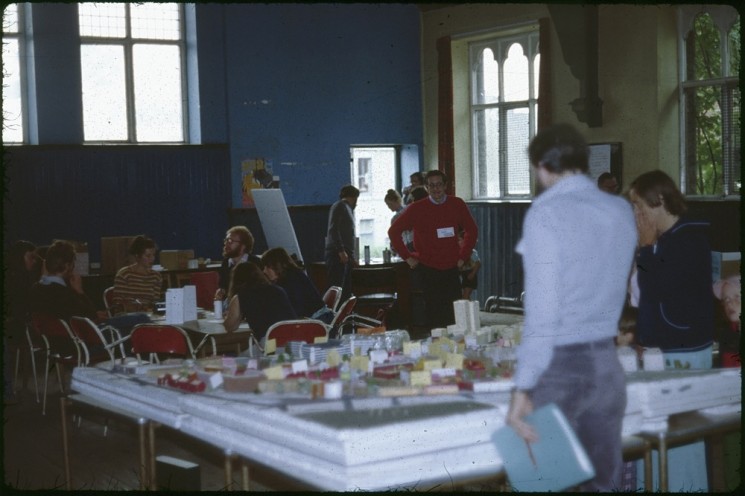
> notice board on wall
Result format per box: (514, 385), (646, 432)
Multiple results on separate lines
(252, 189), (303, 263)
(588, 142), (623, 188)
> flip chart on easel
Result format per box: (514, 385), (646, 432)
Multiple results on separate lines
(252, 189), (303, 263)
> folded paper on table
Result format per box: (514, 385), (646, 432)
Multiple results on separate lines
(492, 403), (595, 492)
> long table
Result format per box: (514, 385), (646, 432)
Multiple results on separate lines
(66, 363), (740, 491)
(178, 318), (253, 357)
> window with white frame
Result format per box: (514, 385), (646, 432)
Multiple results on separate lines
(679, 7), (740, 197)
(469, 26), (540, 199)
(350, 146), (397, 259)
(78, 3), (186, 143)
(2, 3), (25, 144)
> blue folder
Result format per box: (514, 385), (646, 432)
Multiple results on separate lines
(492, 403), (595, 492)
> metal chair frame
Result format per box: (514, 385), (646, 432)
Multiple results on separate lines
(103, 286), (117, 317)
(326, 296), (358, 340)
(69, 316), (130, 365)
(30, 315), (84, 415)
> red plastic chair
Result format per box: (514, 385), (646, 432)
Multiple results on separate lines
(322, 285), (342, 313)
(327, 296), (357, 340)
(186, 271), (219, 311)
(30, 314), (83, 415)
(264, 319), (329, 353)
(130, 324), (196, 364)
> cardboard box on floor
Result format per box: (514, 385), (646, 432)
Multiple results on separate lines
(160, 249), (195, 270)
(101, 235), (143, 275)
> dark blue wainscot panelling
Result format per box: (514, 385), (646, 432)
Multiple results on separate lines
(3, 145), (232, 263)
(468, 199), (741, 309)
(468, 202), (531, 306)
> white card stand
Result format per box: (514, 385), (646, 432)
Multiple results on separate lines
(166, 285), (198, 324)
(617, 346), (639, 372)
(642, 347), (665, 371)
(453, 300), (480, 332)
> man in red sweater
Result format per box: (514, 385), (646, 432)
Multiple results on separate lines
(388, 170), (478, 329)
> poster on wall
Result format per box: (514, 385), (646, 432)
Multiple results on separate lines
(588, 143), (623, 190)
(241, 158), (279, 207)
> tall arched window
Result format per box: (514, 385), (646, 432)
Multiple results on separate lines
(679, 7), (740, 197)
(469, 25), (540, 199)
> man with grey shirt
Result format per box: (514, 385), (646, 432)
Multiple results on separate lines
(324, 184), (359, 303)
(506, 124), (637, 491)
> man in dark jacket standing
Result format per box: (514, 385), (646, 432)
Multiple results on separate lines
(324, 184), (360, 304)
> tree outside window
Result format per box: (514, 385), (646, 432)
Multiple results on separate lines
(681, 8), (740, 197)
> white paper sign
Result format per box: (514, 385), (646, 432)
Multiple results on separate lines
(166, 285), (197, 324)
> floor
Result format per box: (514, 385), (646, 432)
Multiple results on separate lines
(3, 364), (267, 492)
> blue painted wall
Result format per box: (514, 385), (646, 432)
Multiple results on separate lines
(219, 4), (423, 206)
(3, 4), (423, 267)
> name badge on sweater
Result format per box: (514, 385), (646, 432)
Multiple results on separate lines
(437, 227), (455, 238)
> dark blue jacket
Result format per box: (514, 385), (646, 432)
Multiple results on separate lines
(237, 283), (296, 341)
(277, 268), (324, 318)
(636, 218), (714, 351)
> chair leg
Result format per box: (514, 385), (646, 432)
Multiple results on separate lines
(55, 362), (66, 396)
(42, 354), (51, 415)
(29, 347), (41, 403)
(13, 347), (20, 393)
(23, 342), (40, 403)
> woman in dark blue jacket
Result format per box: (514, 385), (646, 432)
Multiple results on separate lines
(629, 170), (714, 364)
(222, 261), (296, 342)
(628, 170), (713, 492)
(261, 247), (332, 323)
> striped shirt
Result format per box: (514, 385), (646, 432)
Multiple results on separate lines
(113, 265), (162, 313)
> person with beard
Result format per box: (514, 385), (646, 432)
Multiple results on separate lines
(388, 170), (478, 330)
(214, 226), (262, 302)
(324, 185), (360, 304)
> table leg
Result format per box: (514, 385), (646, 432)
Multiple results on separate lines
(241, 459), (250, 491)
(657, 434), (668, 492)
(224, 450), (234, 490)
(138, 418), (148, 490)
(643, 442), (653, 491)
(149, 422), (159, 490)
(60, 397), (71, 490)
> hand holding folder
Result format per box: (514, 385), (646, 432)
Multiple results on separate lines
(493, 403), (595, 492)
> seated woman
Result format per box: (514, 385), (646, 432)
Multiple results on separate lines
(113, 236), (162, 314)
(222, 262), (297, 342)
(261, 247), (333, 323)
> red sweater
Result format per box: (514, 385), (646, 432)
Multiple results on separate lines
(388, 196), (478, 270)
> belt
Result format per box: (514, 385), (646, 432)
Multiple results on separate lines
(556, 338), (615, 352)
